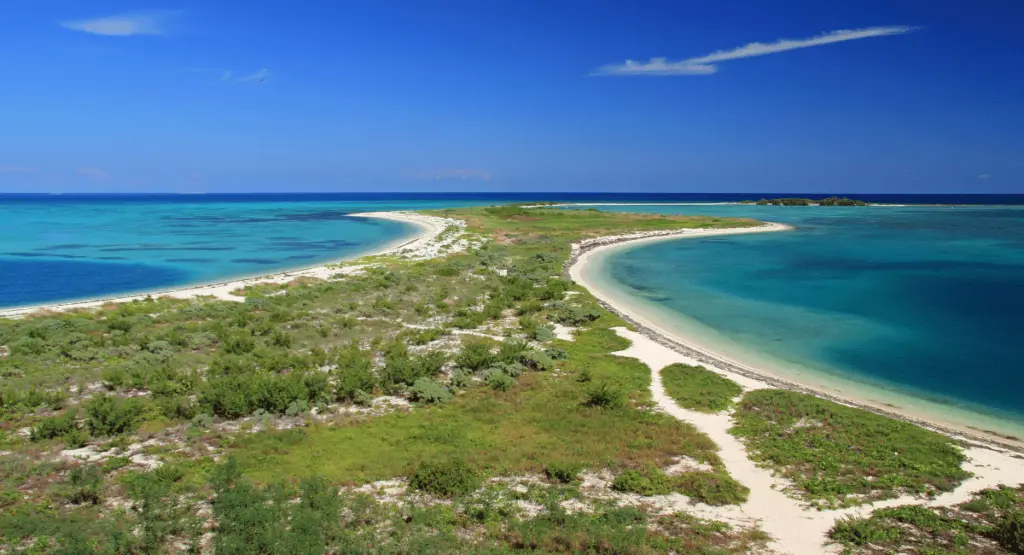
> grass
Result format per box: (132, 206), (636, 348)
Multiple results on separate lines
(0, 203), (992, 553)
(730, 389), (970, 507)
(660, 363), (743, 413)
(829, 485), (1024, 554)
(230, 327), (724, 483)
(611, 465), (749, 506)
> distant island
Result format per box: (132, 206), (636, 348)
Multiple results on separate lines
(740, 196), (869, 206)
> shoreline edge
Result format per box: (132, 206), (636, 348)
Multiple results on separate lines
(564, 222), (1024, 455)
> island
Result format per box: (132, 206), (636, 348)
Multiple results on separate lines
(739, 196), (869, 206)
(0, 206), (1020, 555)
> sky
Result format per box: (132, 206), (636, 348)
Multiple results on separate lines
(1, 0), (1022, 194)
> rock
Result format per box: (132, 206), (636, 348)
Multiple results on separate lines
(0, 345), (9, 359)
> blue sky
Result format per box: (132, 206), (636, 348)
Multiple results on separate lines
(1, 0), (1021, 193)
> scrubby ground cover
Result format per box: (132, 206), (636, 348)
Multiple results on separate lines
(829, 485), (1024, 554)
(660, 363), (743, 413)
(0, 206), (770, 552)
(730, 389), (971, 508)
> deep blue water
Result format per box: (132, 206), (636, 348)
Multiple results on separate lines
(584, 203), (1024, 433)
(2, 193), (1022, 309)
(3, 193), (1024, 432)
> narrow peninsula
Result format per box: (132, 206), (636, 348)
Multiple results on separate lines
(1, 206), (1021, 555)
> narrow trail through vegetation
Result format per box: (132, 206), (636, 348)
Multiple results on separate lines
(609, 326), (1024, 554)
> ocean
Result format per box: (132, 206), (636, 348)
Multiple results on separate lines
(0, 194), (499, 308)
(3, 193), (1023, 436)
(577, 202), (1024, 438)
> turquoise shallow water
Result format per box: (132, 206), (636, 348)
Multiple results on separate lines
(0, 196), (493, 308)
(582, 204), (1024, 436)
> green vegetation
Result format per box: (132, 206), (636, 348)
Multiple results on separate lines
(742, 196), (868, 206)
(0, 204), (989, 552)
(0, 205), (761, 552)
(231, 326), (723, 483)
(408, 457), (481, 497)
(660, 363), (743, 413)
(829, 485), (1024, 554)
(545, 461), (584, 484)
(611, 465), (749, 506)
(731, 389), (970, 507)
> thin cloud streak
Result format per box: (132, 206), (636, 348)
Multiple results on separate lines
(187, 67), (270, 84)
(237, 68), (271, 83)
(594, 26), (916, 76)
(413, 169), (492, 181)
(76, 167), (109, 181)
(0, 166), (38, 174)
(60, 11), (176, 37)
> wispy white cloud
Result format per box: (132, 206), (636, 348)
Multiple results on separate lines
(594, 26), (916, 76)
(76, 167), (109, 181)
(976, 173), (991, 180)
(237, 68), (270, 83)
(60, 11), (176, 37)
(187, 67), (270, 84)
(0, 166), (38, 174)
(414, 169), (492, 181)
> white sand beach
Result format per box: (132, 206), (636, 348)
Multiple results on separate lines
(566, 223), (1024, 554)
(568, 223), (1024, 450)
(0, 211), (461, 319)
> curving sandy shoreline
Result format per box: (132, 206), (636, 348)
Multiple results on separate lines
(567, 223), (1024, 453)
(0, 211), (458, 319)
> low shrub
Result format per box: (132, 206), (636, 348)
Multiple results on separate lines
(660, 363), (742, 413)
(409, 458), (481, 497)
(829, 516), (902, 546)
(408, 378), (452, 404)
(545, 347), (568, 360)
(85, 394), (141, 437)
(62, 465), (104, 505)
(585, 383), (624, 408)
(335, 363), (375, 402)
(456, 338), (494, 371)
(610, 466), (746, 505)
(533, 325), (556, 342)
(995, 510), (1024, 553)
(554, 304), (602, 327)
(496, 339), (530, 364)
(612, 468), (673, 496)
(674, 471), (749, 505)
(488, 361), (526, 378)
(545, 462), (584, 484)
(484, 369), (514, 392)
(520, 349), (555, 372)
(353, 390), (374, 406)
(30, 411), (78, 442)
(449, 368), (472, 388)
(63, 427), (89, 449)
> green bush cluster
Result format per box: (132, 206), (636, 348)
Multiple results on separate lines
(830, 486), (1024, 553)
(731, 389), (969, 506)
(585, 383), (625, 408)
(212, 459), (342, 554)
(660, 363), (742, 413)
(408, 378), (452, 404)
(611, 466), (748, 506)
(30, 410), (79, 442)
(408, 458), (481, 498)
(553, 303), (603, 327)
(60, 465), (104, 505)
(484, 369), (515, 391)
(545, 461), (584, 484)
(85, 394), (143, 436)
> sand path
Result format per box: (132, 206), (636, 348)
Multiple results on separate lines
(608, 325), (1024, 554)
